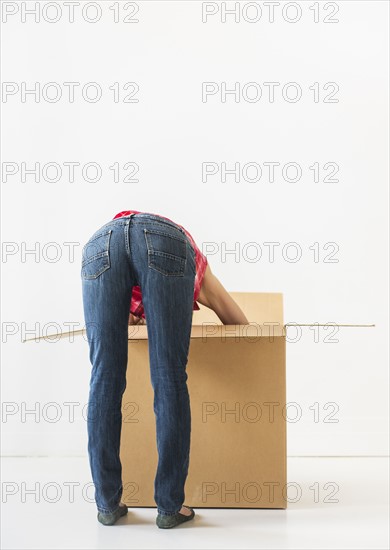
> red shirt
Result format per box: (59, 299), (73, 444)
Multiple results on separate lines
(113, 210), (208, 319)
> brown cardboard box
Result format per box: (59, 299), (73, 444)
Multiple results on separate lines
(121, 292), (287, 509)
(22, 292), (374, 510)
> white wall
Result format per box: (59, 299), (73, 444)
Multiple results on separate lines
(1, 1), (388, 456)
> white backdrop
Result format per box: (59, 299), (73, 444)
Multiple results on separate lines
(1, 1), (388, 457)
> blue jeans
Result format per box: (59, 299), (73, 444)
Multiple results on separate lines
(81, 213), (196, 516)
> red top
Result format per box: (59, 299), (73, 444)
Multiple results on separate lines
(113, 210), (208, 319)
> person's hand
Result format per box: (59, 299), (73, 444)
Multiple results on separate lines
(128, 312), (146, 325)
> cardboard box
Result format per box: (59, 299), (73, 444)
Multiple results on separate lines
(23, 292), (374, 510)
(121, 292), (287, 509)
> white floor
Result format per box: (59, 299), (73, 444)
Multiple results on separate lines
(1, 457), (388, 550)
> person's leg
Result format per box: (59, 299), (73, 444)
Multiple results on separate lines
(129, 215), (196, 516)
(81, 217), (135, 515)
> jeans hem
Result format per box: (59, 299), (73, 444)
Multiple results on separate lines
(157, 507), (182, 516)
(97, 504), (120, 515)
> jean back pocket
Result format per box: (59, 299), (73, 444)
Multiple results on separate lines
(144, 227), (187, 276)
(81, 229), (112, 280)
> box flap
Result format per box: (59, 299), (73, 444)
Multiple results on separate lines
(128, 323), (286, 340)
(21, 288), (375, 342)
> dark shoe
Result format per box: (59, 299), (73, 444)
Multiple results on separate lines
(97, 502), (128, 526)
(156, 505), (195, 529)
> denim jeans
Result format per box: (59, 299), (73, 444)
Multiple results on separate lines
(81, 213), (196, 516)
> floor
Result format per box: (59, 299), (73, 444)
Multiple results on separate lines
(1, 457), (388, 549)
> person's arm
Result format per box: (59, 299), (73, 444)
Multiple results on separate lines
(196, 263), (249, 325)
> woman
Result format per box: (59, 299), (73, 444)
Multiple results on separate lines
(81, 210), (248, 529)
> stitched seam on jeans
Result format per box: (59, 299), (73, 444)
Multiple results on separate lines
(143, 227), (187, 245)
(132, 219), (187, 237)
